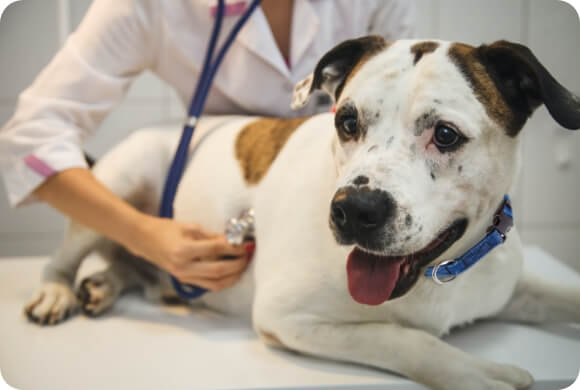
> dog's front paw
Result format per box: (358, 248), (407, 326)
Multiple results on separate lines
(484, 363), (534, 390)
(24, 282), (78, 325)
(77, 273), (118, 317)
(446, 363), (533, 390)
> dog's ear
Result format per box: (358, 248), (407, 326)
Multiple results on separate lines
(476, 40), (580, 133)
(291, 36), (387, 110)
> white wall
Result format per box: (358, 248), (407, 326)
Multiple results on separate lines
(0, 0), (579, 270)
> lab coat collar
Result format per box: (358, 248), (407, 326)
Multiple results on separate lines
(232, 0), (319, 79)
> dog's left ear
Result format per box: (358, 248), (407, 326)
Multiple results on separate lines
(291, 35), (387, 110)
(477, 40), (580, 133)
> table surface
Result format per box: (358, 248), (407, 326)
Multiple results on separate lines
(0, 246), (579, 390)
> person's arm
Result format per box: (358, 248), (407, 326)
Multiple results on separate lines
(0, 0), (251, 289)
(0, 0), (160, 207)
(34, 168), (251, 291)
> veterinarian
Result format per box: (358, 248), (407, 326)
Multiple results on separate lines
(0, 0), (415, 291)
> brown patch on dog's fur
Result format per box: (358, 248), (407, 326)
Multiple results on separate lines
(343, 40), (392, 93)
(411, 41), (439, 65)
(258, 329), (285, 348)
(448, 43), (518, 134)
(236, 117), (310, 185)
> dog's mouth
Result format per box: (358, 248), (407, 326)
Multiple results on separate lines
(346, 218), (468, 305)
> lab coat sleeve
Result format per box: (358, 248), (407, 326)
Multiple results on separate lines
(0, 0), (160, 207)
(368, 0), (417, 40)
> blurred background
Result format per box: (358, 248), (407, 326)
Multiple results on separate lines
(0, 0), (579, 270)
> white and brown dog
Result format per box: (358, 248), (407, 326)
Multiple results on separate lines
(25, 37), (580, 390)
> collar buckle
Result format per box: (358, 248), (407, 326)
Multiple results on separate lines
(487, 197), (513, 240)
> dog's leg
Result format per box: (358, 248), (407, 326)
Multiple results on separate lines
(24, 222), (103, 325)
(256, 317), (533, 390)
(77, 260), (148, 317)
(77, 243), (162, 316)
(498, 270), (580, 323)
(25, 131), (174, 325)
(24, 129), (175, 325)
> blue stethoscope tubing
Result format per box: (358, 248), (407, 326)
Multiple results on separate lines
(160, 0), (262, 299)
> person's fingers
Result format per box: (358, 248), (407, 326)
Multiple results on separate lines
(198, 230), (221, 239)
(179, 272), (244, 292)
(178, 257), (249, 280)
(181, 223), (222, 240)
(189, 237), (246, 259)
(181, 224), (211, 240)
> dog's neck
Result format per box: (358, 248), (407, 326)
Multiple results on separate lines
(453, 194), (512, 261)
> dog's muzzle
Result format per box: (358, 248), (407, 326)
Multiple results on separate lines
(330, 187), (397, 249)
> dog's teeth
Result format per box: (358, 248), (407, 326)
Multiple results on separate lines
(402, 264), (410, 275)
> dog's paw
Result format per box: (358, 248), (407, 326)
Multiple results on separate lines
(24, 282), (78, 325)
(77, 273), (118, 317)
(447, 363), (533, 390)
(485, 363), (534, 390)
(428, 361), (533, 390)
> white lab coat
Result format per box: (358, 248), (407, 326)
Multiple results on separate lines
(0, 0), (415, 207)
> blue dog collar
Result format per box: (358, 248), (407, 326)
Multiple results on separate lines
(424, 195), (513, 284)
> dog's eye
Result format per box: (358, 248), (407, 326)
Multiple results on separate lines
(433, 123), (464, 151)
(334, 102), (360, 141)
(335, 113), (359, 140)
(342, 117), (358, 136)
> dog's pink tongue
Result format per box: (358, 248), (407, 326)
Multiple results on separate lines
(346, 248), (403, 305)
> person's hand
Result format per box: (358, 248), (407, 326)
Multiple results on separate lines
(128, 215), (254, 291)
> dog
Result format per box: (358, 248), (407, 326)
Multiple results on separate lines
(24, 37), (580, 390)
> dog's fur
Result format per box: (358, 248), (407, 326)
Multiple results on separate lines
(25, 38), (580, 390)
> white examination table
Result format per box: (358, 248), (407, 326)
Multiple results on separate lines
(0, 246), (579, 390)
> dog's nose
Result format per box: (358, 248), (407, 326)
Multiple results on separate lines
(330, 187), (396, 239)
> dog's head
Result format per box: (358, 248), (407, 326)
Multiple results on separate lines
(293, 37), (580, 305)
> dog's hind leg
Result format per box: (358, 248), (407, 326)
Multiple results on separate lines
(497, 270), (580, 324)
(25, 221), (103, 325)
(77, 246), (158, 317)
(24, 129), (175, 325)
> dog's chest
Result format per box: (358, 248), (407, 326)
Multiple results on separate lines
(258, 234), (524, 337)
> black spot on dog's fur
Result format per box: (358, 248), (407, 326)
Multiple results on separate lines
(405, 214), (413, 227)
(387, 136), (395, 146)
(431, 172), (436, 181)
(84, 153), (96, 168)
(353, 175), (369, 186)
(458, 165), (463, 173)
(414, 109), (438, 136)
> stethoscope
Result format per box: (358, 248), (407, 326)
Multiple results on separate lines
(160, 0), (262, 299)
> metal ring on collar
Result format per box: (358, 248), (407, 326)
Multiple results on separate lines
(431, 259), (457, 285)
